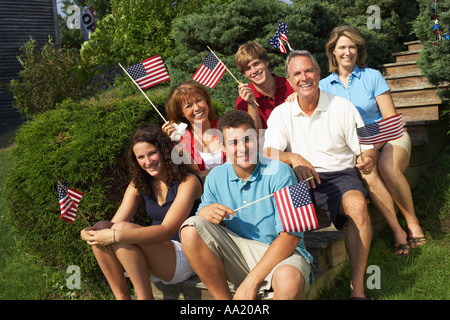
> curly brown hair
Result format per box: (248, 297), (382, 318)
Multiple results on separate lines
(127, 124), (189, 196)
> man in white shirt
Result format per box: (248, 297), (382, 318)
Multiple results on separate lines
(264, 50), (376, 300)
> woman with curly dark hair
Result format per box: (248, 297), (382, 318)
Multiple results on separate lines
(81, 125), (202, 300)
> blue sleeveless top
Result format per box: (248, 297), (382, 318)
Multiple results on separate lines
(139, 174), (202, 242)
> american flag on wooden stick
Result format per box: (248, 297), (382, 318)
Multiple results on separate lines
(274, 180), (318, 233)
(125, 55), (170, 89)
(57, 183), (84, 223)
(357, 113), (404, 145)
(191, 51), (226, 88)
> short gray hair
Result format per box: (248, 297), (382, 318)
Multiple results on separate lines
(285, 50), (320, 78)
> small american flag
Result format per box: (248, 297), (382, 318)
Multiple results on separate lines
(274, 181), (318, 233)
(191, 51), (226, 88)
(269, 22), (291, 53)
(125, 55), (170, 89)
(357, 113), (404, 145)
(57, 183), (84, 223)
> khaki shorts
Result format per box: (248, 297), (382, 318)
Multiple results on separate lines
(380, 130), (412, 160)
(180, 216), (311, 296)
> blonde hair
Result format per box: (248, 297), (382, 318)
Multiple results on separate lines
(235, 41), (270, 74)
(165, 80), (217, 127)
(325, 25), (367, 73)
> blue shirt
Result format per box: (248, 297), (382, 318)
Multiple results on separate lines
(319, 65), (391, 125)
(196, 154), (313, 265)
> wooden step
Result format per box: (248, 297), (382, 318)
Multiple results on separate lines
(391, 87), (442, 107)
(399, 105), (440, 123)
(380, 61), (422, 77)
(392, 50), (420, 63)
(404, 40), (423, 51)
(385, 74), (433, 91)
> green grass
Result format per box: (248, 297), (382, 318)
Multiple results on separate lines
(0, 145), (61, 299)
(0, 145), (116, 300)
(317, 144), (450, 300)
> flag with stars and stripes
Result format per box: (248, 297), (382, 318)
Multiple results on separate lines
(57, 183), (84, 223)
(269, 22), (292, 53)
(191, 51), (226, 88)
(124, 55), (170, 89)
(274, 180), (318, 233)
(357, 113), (404, 145)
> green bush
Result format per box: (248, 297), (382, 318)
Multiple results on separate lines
(5, 81), (226, 277)
(412, 0), (450, 115)
(5, 37), (86, 118)
(5, 86), (168, 276)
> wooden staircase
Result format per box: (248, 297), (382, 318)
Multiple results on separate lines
(144, 40), (448, 300)
(383, 40), (444, 125)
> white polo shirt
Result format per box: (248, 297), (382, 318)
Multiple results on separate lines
(264, 90), (373, 173)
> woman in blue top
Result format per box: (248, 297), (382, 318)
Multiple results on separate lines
(81, 125), (202, 299)
(320, 25), (425, 256)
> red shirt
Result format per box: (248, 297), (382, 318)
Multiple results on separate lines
(235, 74), (294, 129)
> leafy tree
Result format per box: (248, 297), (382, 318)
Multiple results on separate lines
(80, 0), (232, 71)
(5, 37), (86, 118)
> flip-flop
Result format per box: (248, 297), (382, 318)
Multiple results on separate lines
(407, 236), (426, 248)
(393, 243), (410, 256)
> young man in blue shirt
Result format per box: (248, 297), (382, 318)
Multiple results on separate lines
(180, 110), (313, 300)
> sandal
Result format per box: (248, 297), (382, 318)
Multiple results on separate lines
(407, 236), (426, 248)
(393, 243), (410, 256)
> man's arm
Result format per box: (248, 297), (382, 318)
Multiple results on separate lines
(233, 232), (300, 300)
(264, 147), (321, 188)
